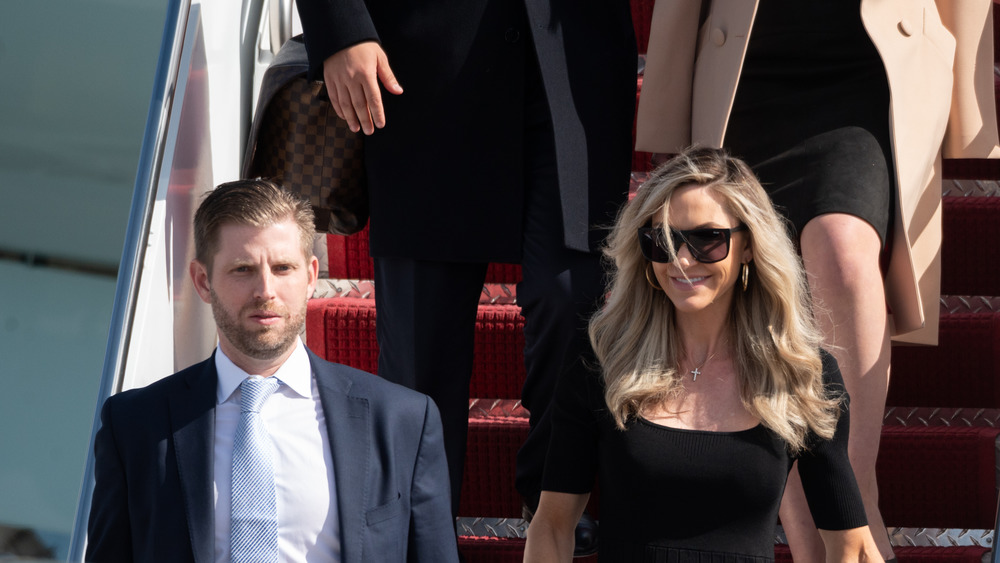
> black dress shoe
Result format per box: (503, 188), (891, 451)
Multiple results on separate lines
(572, 510), (599, 557)
(522, 497), (599, 557)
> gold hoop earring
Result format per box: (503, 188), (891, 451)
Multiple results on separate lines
(741, 262), (749, 291)
(645, 263), (663, 291)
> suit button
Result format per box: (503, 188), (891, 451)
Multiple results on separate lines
(505, 28), (520, 43)
(898, 18), (914, 36)
(711, 27), (726, 46)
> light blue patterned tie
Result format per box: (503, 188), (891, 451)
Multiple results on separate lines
(231, 376), (281, 562)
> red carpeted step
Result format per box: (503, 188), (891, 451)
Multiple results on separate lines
(327, 224), (524, 282)
(471, 306), (527, 399)
(306, 297), (526, 400)
(460, 403), (528, 518)
(306, 296), (378, 373)
(876, 425), (999, 530)
(325, 224), (372, 281)
(944, 158), (1000, 182)
(940, 196), (1000, 296)
(889, 310), (1000, 408)
(457, 537), (525, 563)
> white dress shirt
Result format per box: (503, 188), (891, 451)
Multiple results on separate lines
(213, 340), (341, 562)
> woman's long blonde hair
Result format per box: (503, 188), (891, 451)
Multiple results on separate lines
(590, 147), (839, 452)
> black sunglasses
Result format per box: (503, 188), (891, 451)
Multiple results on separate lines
(638, 225), (747, 264)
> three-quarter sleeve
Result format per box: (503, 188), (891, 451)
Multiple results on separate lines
(540, 357), (604, 494)
(795, 349), (869, 530)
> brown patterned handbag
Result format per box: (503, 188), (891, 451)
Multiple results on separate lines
(243, 36), (368, 235)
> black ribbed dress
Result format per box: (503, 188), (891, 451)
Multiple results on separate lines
(724, 0), (894, 245)
(541, 351), (867, 562)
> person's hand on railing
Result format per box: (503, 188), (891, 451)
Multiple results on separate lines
(322, 41), (403, 135)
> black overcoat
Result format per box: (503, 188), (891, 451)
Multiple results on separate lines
(296, 0), (637, 262)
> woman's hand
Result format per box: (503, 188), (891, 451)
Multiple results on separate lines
(819, 526), (883, 562)
(523, 491), (589, 563)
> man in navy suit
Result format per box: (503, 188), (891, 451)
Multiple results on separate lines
(86, 179), (458, 562)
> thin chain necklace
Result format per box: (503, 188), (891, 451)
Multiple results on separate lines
(687, 351), (718, 382)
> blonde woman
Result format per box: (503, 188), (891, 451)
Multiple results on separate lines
(524, 147), (880, 562)
(635, 3), (1000, 559)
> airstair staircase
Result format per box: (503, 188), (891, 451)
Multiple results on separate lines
(305, 2), (1000, 561)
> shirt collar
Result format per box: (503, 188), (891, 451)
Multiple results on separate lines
(215, 339), (314, 404)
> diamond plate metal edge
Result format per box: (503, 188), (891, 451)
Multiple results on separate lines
(312, 279), (519, 304)
(459, 519), (995, 548)
(882, 407), (1000, 428)
(886, 527), (994, 548)
(457, 517), (528, 538)
(468, 398), (529, 418)
(940, 296), (1000, 314)
(775, 526), (994, 548)
(943, 179), (1000, 197)
(313, 233), (329, 278)
(313, 279), (374, 299)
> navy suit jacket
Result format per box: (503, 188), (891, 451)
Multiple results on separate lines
(85, 349), (458, 563)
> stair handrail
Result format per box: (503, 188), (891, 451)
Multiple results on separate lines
(239, 0), (266, 165)
(239, 0), (294, 164)
(66, 0), (192, 558)
(268, 0), (294, 56)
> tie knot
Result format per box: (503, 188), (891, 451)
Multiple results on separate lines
(240, 377), (280, 413)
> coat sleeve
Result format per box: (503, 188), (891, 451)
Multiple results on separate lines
(294, 0), (380, 80)
(634, 0), (703, 153)
(85, 397), (134, 563)
(540, 358), (602, 495)
(407, 396), (459, 563)
(936, 0), (1000, 158)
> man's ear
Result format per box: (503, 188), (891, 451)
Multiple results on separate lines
(307, 255), (319, 296)
(190, 260), (213, 304)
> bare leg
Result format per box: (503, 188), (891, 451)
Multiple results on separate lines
(781, 213), (894, 560)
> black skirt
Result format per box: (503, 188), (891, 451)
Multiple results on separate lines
(724, 0), (894, 246)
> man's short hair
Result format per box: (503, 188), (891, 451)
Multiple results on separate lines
(193, 179), (316, 272)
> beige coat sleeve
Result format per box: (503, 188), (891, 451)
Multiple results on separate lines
(937, 0), (1000, 158)
(633, 0), (703, 153)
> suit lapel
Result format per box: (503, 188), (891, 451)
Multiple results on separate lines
(311, 352), (370, 563)
(168, 358), (218, 563)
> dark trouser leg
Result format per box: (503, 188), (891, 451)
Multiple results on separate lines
(374, 257), (489, 515)
(513, 53), (605, 501)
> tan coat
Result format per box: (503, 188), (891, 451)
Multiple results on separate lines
(636, 0), (1000, 344)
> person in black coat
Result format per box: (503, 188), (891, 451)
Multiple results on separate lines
(295, 0), (637, 553)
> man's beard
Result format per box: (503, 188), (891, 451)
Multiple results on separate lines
(210, 289), (306, 361)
